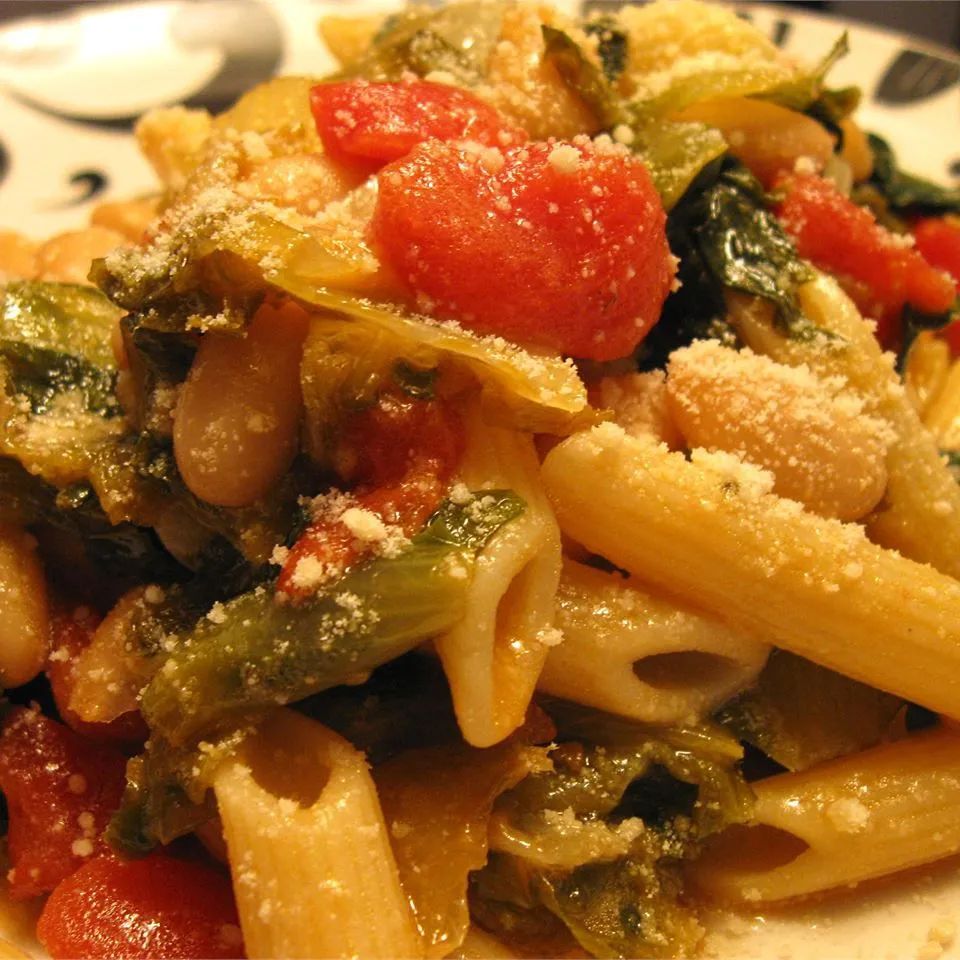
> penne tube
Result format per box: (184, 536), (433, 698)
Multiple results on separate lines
(923, 355), (960, 449)
(435, 404), (561, 748)
(689, 726), (960, 903)
(904, 330), (951, 419)
(445, 925), (520, 959)
(538, 559), (769, 725)
(541, 423), (960, 720)
(729, 273), (960, 580)
(213, 709), (423, 959)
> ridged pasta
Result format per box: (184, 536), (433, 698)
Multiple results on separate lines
(541, 423), (960, 720)
(213, 710), (422, 959)
(539, 559), (769, 725)
(690, 727), (960, 903)
(435, 404), (561, 748)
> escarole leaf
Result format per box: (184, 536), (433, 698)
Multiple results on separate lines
(759, 32), (859, 126)
(639, 160), (812, 369)
(676, 161), (811, 325)
(0, 282), (125, 484)
(0, 455), (184, 588)
(94, 157), (595, 436)
(629, 60), (796, 121)
(336, 0), (507, 83)
(583, 16), (628, 84)
(717, 651), (904, 772)
(541, 25), (623, 129)
(475, 703), (752, 959)
(139, 491), (526, 747)
(630, 117), (728, 210)
(111, 493), (526, 853)
(864, 133), (960, 215)
(285, 290), (597, 437)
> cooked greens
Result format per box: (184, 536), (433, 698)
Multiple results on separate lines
(865, 133), (960, 215)
(473, 703), (753, 958)
(716, 651), (903, 772)
(140, 491), (525, 746)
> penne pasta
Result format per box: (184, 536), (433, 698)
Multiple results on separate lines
(904, 331), (951, 418)
(541, 423), (960, 720)
(690, 726), (960, 903)
(539, 559), (769, 725)
(922, 355), (960, 448)
(435, 404), (562, 748)
(213, 709), (422, 960)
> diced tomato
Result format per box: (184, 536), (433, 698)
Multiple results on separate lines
(372, 137), (675, 361)
(310, 79), (526, 172)
(278, 391), (462, 600)
(913, 217), (960, 352)
(37, 852), (243, 960)
(0, 708), (126, 898)
(774, 174), (956, 348)
(45, 607), (147, 745)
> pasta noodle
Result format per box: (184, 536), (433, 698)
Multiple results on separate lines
(539, 558), (769, 725)
(690, 726), (960, 903)
(541, 423), (960, 720)
(434, 404), (561, 748)
(0, 0), (959, 957)
(213, 709), (422, 960)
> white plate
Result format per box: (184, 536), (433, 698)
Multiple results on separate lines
(0, 2), (958, 958)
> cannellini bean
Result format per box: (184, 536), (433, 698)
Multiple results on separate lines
(35, 227), (126, 285)
(666, 340), (889, 521)
(839, 117), (873, 183)
(590, 371), (683, 449)
(136, 105), (212, 189)
(0, 230), (38, 282)
(69, 586), (156, 723)
(239, 152), (360, 216)
(174, 302), (309, 507)
(90, 196), (159, 242)
(674, 97), (835, 188)
(0, 525), (49, 688)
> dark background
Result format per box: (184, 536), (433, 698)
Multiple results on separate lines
(0, 0), (958, 52)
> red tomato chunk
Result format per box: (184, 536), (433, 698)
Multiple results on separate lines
(913, 216), (960, 352)
(37, 852), (243, 960)
(775, 174), (956, 347)
(310, 79), (526, 170)
(372, 137), (675, 361)
(279, 391), (462, 600)
(0, 708), (126, 899)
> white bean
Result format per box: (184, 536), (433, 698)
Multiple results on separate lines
(0, 525), (49, 688)
(69, 586), (154, 723)
(666, 340), (889, 521)
(35, 227), (126, 285)
(590, 371), (683, 449)
(90, 197), (159, 242)
(174, 302), (309, 507)
(0, 230), (38, 282)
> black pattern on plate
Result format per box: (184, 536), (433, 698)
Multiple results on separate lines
(875, 50), (960, 105)
(63, 170), (109, 206)
(771, 18), (791, 47)
(0, 138), (7, 187)
(174, 0), (284, 114)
